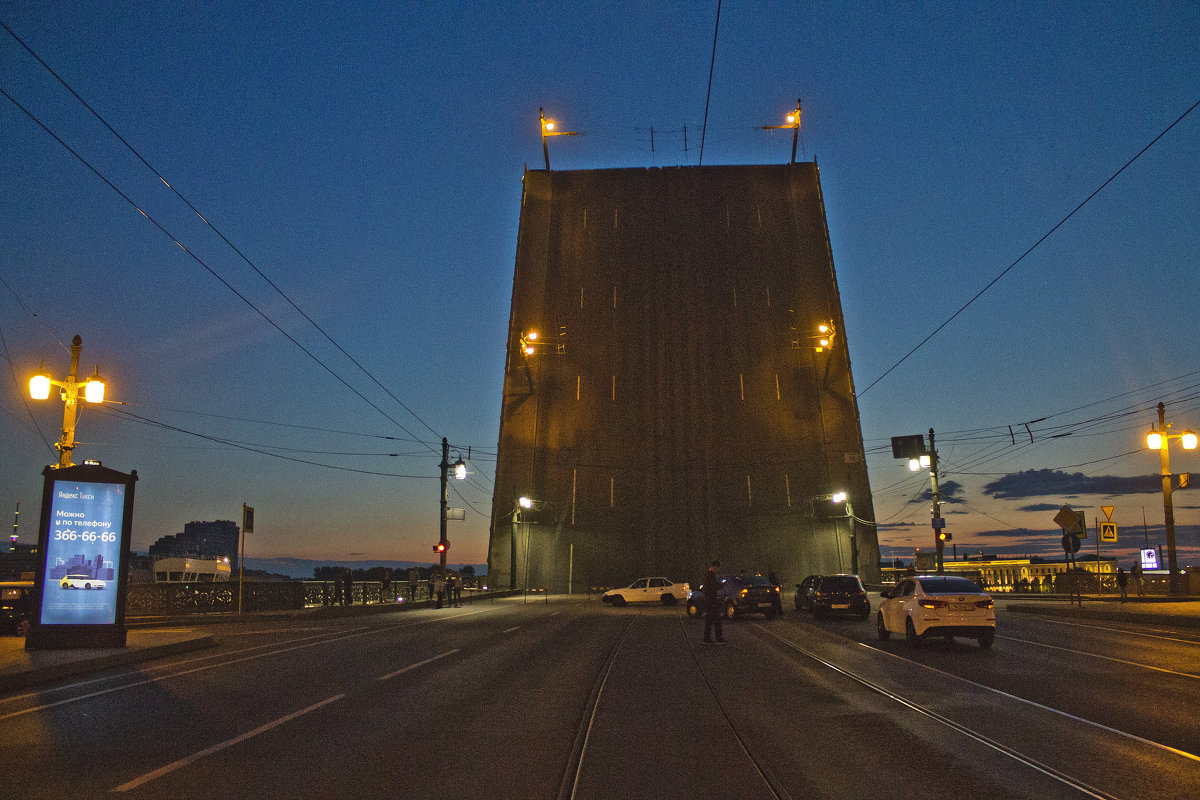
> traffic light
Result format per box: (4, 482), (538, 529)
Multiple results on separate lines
(433, 542), (448, 554)
(937, 530), (952, 542)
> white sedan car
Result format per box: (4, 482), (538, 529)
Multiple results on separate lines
(877, 575), (995, 648)
(60, 573), (106, 590)
(602, 577), (690, 607)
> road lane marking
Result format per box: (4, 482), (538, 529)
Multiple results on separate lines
(997, 634), (1200, 679)
(110, 694), (344, 792)
(378, 649), (459, 680)
(503, 626), (520, 633)
(1, 608), (492, 720)
(1024, 616), (1200, 645)
(860, 641), (1200, 764)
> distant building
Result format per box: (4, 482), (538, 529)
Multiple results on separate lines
(153, 556), (231, 583)
(149, 520), (240, 570)
(883, 556), (1117, 592)
(0, 543), (40, 580)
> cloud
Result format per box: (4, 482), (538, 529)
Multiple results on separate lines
(1017, 502), (1068, 512)
(982, 469), (1159, 500)
(907, 479), (965, 504)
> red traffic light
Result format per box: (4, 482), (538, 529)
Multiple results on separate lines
(937, 530), (952, 542)
(433, 542), (448, 553)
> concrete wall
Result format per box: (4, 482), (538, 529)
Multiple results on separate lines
(489, 164), (879, 593)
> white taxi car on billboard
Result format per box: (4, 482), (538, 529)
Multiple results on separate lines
(602, 577), (690, 607)
(877, 574), (994, 648)
(60, 573), (106, 590)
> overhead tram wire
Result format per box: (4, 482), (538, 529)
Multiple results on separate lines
(0, 19), (444, 453)
(100, 406), (437, 478)
(95, 405), (494, 514)
(0, 86), (441, 452)
(858, 97), (1200, 399)
(697, 0), (721, 167)
(0, 322), (55, 456)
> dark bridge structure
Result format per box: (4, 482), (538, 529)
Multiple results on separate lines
(488, 162), (879, 593)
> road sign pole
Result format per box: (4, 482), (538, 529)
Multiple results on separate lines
(1095, 517), (1101, 596)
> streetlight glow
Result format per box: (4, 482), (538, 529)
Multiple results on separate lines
(28, 335), (107, 468)
(1148, 430), (1163, 450)
(831, 491), (848, 504)
(29, 373), (50, 400)
(519, 496), (533, 509)
(454, 457), (467, 480)
(84, 370), (105, 404)
(1183, 431), (1198, 450)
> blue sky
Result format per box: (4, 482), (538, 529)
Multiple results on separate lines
(1, 3), (1197, 570)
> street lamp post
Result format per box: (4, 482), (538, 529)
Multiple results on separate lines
(762, 99), (803, 163)
(29, 335), (106, 468)
(437, 438), (467, 573)
(539, 109), (580, 171)
(1147, 402), (1197, 595)
(517, 496), (532, 601)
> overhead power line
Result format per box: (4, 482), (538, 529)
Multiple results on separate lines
(0, 18), (444, 453)
(859, 97), (1200, 398)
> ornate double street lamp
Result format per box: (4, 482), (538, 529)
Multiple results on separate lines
(1147, 402), (1197, 595)
(29, 335), (106, 468)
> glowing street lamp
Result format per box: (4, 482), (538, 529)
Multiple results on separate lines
(762, 99), (803, 163)
(539, 108), (580, 171)
(520, 330), (539, 355)
(29, 335), (106, 468)
(813, 322), (835, 353)
(1147, 402), (1197, 595)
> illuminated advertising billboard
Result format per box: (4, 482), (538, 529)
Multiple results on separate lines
(1141, 548), (1160, 571)
(27, 464), (137, 650)
(38, 479), (125, 625)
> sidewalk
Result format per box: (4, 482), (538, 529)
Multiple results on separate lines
(1001, 594), (1200, 629)
(0, 628), (217, 693)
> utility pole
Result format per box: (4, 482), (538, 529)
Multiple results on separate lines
(930, 428), (944, 574)
(439, 437), (449, 573)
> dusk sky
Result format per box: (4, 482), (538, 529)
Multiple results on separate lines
(2, 3), (1198, 573)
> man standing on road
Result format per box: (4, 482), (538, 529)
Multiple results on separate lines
(702, 560), (726, 644)
(1116, 566), (1128, 603)
(1131, 562), (1145, 596)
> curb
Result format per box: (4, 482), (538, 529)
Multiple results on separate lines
(1006, 603), (1200, 630)
(0, 634), (217, 693)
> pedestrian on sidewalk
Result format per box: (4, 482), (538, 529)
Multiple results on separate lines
(1116, 566), (1128, 603)
(1131, 562), (1145, 596)
(701, 560), (726, 644)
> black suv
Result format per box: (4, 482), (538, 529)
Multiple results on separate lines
(795, 574), (870, 619)
(687, 573), (782, 620)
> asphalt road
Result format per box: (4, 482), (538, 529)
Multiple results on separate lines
(1, 595), (1197, 799)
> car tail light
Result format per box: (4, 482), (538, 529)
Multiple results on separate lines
(919, 598), (948, 609)
(975, 598), (994, 609)
(740, 588), (749, 598)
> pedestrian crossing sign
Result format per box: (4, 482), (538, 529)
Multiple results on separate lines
(1100, 522), (1117, 542)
